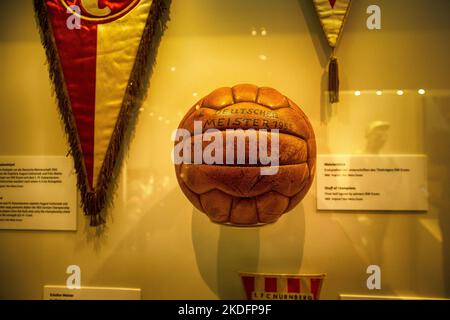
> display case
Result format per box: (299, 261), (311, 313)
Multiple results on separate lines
(0, 0), (449, 300)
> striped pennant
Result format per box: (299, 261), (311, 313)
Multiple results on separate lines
(240, 272), (326, 300)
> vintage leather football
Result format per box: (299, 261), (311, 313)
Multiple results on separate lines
(174, 84), (316, 226)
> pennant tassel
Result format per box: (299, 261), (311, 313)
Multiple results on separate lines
(328, 56), (339, 103)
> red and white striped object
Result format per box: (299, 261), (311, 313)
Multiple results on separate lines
(240, 273), (326, 300)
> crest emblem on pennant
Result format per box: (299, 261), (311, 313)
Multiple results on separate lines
(60, 0), (141, 23)
(34, 0), (170, 225)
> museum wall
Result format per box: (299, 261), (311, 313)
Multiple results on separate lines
(0, 0), (449, 299)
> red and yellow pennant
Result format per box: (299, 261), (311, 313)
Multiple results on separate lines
(34, 0), (170, 225)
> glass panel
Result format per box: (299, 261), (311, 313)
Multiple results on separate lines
(0, 0), (448, 300)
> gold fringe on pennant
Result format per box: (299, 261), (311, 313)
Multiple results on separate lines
(328, 56), (339, 104)
(33, 0), (171, 226)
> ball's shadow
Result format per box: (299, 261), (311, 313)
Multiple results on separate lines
(191, 205), (306, 299)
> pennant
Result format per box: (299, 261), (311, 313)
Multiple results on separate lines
(313, 0), (352, 103)
(34, 0), (170, 226)
(240, 272), (326, 300)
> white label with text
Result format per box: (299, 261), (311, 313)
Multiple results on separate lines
(316, 155), (428, 211)
(43, 286), (141, 300)
(0, 156), (76, 230)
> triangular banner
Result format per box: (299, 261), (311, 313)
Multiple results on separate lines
(313, 0), (352, 103)
(313, 0), (351, 48)
(34, 0), (170, 225)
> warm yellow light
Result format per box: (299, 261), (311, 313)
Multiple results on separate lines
(354, 91), (361, 96)
(418, 89), (426, 95)
(259, 54), (267, 61)
(170, 66), (176, 72)
(376, 90), (383, 96)
(261, 28), (267, 36)
(396, 90), (404, 96)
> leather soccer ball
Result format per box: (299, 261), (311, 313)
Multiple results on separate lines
(174, 84), (316, 226)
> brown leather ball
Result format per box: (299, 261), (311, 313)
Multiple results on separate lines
(174, 84), (316, 226)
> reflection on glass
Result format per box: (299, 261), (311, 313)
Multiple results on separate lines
(364, 121), (391, 154)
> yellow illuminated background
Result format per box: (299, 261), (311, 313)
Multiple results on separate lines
(0, 0), (449, 299)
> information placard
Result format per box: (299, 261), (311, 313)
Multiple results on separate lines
(43, 286), (141, 300)
(0, 156), (76, 230)
(316, 155), (428, 211)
